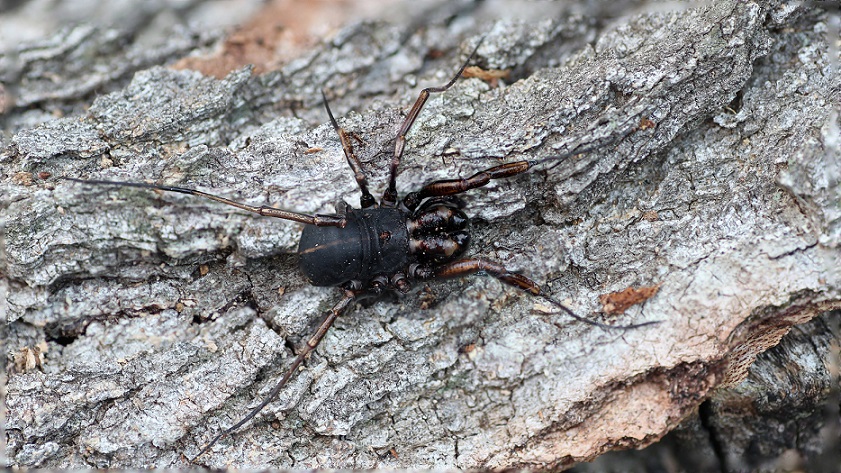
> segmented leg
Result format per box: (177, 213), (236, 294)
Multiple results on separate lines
(322, 90), (377, 209)
(402, 160), (531, 210)
(401, 140), (617, 210)
(381, 38), (484, 207)
(192, 289), (359, 462)
(415, 258), (660, 330)
(62, 177), (347, 227)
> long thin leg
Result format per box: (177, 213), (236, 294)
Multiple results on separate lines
(401, 142), (612, 210)
(414, 258), (660, 330)
(191, 289), (358, 463)
(402, 160), (531, 210)
(381, 38), (484, 207)
(62, 177), (347, 227)
(321, 90), (377, 209)
(403, 140), (616, 210)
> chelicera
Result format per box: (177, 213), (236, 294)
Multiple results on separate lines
(65, 39), (658, 461)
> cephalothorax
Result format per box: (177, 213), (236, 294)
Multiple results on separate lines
(65, 38), (657, 462)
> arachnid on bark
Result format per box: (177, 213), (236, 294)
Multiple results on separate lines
(2, 0), (839, 470)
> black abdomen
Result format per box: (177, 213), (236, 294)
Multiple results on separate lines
(298, 208), (409, 286)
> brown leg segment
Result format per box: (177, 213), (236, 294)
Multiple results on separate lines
(401, 141), (616, 210)
(415, 258), (660, 330)
(402, 160), (531, 210)
(191, 289), (359, 463)
(321, 91), (377, 209)
(62, 177), (347, 227)
(381, 39), (485, 207)
(420, 258), (538, 293)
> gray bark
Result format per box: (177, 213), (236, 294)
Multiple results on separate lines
(2, 0), (839, 469)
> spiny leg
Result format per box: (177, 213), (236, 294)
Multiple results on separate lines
(62, 177), (347, 227)
(321, 90), (377, 209)
(381, 38), (484, 207)
(192, 289), (359, 463)
(414, 258), (660, 330)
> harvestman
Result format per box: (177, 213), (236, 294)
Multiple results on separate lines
(64, 38), (659, 461)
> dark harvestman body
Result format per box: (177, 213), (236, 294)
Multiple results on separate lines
(64, 38), (658, 462)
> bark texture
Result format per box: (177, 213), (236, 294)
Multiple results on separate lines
(2, 0), (839, 469)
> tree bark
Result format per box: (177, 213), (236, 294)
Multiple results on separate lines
(2, 0), (839, 469)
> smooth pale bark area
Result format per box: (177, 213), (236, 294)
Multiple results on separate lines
(2, 0), (839, 469)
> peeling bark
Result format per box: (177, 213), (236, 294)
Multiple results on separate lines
(2, 0), (839, 469)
